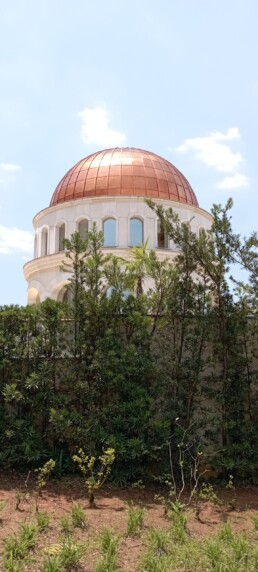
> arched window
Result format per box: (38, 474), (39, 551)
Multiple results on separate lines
(157, 220), (168, 249)
(41, 228), (48, 256)
(199, 227), (205, 238)
(106, 286), (132, 301)
(28, 288), (41, 305)
(103, 218), (116, 247)
(58, 223), (65, 252)
(34, 234), (38, 258)
(57, 285), (73, 303)
(130, 218), (143, 246)
(62, 288), (73, 303)
(78, 219), (88, 241)
(105, 286), (115, 299)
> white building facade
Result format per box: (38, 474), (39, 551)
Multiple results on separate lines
(23, 147), (212, 304)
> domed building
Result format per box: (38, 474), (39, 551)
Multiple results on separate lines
(23, 147), (212, 304)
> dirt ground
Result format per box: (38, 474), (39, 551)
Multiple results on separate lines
(1, 472), (258, 571)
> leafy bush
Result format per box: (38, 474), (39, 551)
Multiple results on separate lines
(72, 448), (115, 506)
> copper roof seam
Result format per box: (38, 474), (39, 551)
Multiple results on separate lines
(85, 150), (99, 196)
(104, 148), (112, 195)
(109, 147), (119, 194)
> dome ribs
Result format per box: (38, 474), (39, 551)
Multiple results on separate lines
(50, 148), (198, 207)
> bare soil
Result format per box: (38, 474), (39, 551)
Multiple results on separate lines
(1, 472), (258, 571)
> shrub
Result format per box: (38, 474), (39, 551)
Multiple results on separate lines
(72, 448), (115, 507)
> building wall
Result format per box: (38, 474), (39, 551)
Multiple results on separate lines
(24, 196), (213, 304)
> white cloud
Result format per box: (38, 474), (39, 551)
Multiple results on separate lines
(216, 173), (249, 190)
(173, 127), (249, 190)
(0, 163), (21, 184)
(0, 163), (20, 172)
(0, 225), (33, 255)
(78, 105), (126, 147)
(175, 128), (243, 173)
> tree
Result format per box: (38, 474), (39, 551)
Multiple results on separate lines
(147, 198), (258, 476)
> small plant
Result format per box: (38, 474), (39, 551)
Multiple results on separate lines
(169, 501), (187, 543)
(4, 523), (37, 561)
(72, 448), (115, 507)
(156, 487), (185, 518)
(41, 555), (62, 572)
(35, 459), (56, 512)
(126, 503), (145, 536)
(100, 528), (119, 554)
(146, 528), (169, 555)
(15, 472), (31, 511)
(217, 521), (234, 542)
(95, 528), (120, 572)
(226, 474), (236, 509)
(226, 474), (235, 490)
(198, 482), (219, 504)
(45, 538), (87, 569)
(204, 538), (224, 569)
(35, 510), (50, 532)
(59, 515), (74, 536)
(252, 515), (258, 531)
(15, 491), (30, 511)
(159, 419), (218, 512)
(140, 551), (169, 572)
(0, 500), (5, 522)
(35, 459), (56, 494)
(3, 552), (23, 572)
(252, 546), (258, 568)
(131, 480), (145, 490)
(95, 558), (118, 572)
(140, 529), (170, 572)
(71, 503), (87, 529)
(231, 533), (249, 563)
(58, 537), (87, 569)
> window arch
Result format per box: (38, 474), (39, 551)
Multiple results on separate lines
(28, 287), (41, 305)
(58, 223), (65, 252)
(106, 286), (132, 300)
(41, 228), (48, 256)
(157, 220), (168, 249)
(199, 226), (205, 238)
(62, 288), (73, 303)
(130, 218), (143, 246)
(57, 286), (73, 303)
(77, 219), (88, 241)
(103, 218), (116, 247)
(34, 234), (38, 258)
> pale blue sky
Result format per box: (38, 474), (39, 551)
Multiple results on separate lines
(0, 0), (257, 305)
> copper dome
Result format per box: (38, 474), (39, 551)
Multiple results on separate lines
(50, 148), (198, 207)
